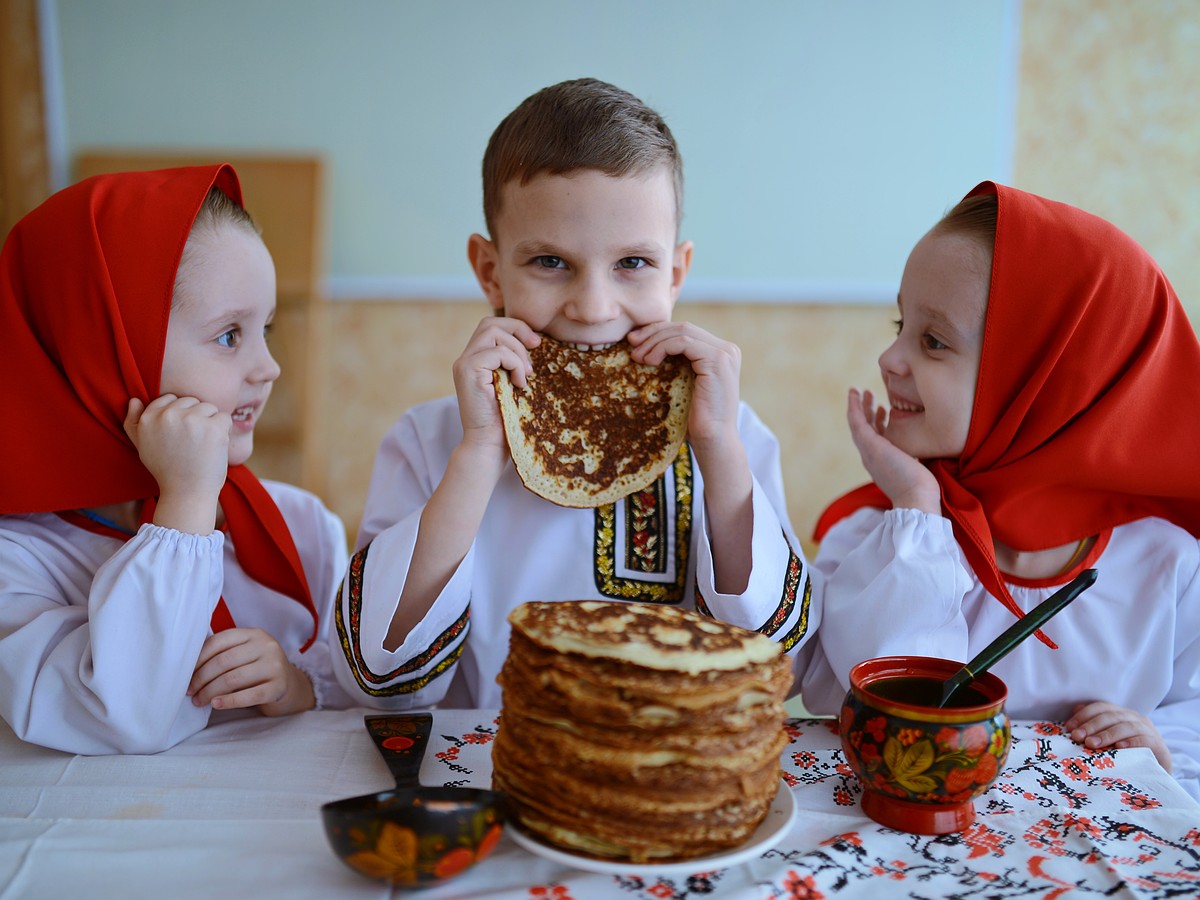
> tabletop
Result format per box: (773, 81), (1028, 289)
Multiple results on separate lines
(2, 707), (1198, 899)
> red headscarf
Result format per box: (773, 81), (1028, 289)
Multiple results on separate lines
(0, 165), (317, 650)
(815, 182), (1200, 637)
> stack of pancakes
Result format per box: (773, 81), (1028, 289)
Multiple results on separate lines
(492, 600), (792, 863)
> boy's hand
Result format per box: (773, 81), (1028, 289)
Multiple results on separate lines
(1065, 701), (1172, 772)
(385, 315), (539, 650)
(628, 321), (752, 594)
(627, 321), (741, 449)
(452, 316), (541, 452)
(124, 395), (229, 533)
(189, 627), (315, 716)
(848, 388), (941, 514)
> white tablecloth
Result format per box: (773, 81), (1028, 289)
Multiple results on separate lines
(2, 708), (1198, 898)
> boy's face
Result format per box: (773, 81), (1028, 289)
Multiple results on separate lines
(877, 230), (988, 461)
(468, 167), (691, 346)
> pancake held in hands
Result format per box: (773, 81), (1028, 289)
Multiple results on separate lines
(494, 336), (694, 507)
(492, 601), (792, 863)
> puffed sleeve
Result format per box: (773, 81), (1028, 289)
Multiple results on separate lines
(0, 522), (223, 754)
(802, 506), (973, 713)
(1150, 552), (1200, 802)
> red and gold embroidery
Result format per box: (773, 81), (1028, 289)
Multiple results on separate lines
(626, 479), (667, 574)
(593, 444), (692, 603)
(335, 542), (468, 696)
(778, 564), (812, 652)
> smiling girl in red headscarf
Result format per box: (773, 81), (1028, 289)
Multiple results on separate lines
(0, 166), (356, 753)
(797, 183), (1200, 802)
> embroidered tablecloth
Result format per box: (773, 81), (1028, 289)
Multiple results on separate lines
(1, 709), (1197, 899)
(413, 713), (1200, 900)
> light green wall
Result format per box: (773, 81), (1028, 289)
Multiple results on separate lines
(52, 0), (1015, 300)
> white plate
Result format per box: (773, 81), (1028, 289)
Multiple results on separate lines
(507, 781), (797, 875)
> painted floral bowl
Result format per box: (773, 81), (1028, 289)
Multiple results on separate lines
(322, 787), (505, 888)
(839, 655), (1011, 835)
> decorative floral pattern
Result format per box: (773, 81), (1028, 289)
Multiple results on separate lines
(331, 809), (503, 887)
(403, 714), (1200, 899)
(839, 699), (1010, 809)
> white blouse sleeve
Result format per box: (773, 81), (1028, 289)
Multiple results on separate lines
(1150, 550), (1200, 802)
(329, 405), (472, 709)
(0, 522), (223, 754)
(691, 403), (817, 658)
(806, 506), (974, 704)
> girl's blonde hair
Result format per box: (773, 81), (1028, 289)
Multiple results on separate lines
(935, 192), (997, 253)
(172, 187), (261, 309)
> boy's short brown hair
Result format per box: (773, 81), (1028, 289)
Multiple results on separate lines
(481, 78), (684, 241)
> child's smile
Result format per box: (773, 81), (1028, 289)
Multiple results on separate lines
(230, 401), (265, 432)
(885, 391), (924, 417)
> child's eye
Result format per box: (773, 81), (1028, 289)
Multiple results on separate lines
(892, 318), (903, 335)
(535, 256), (565, 269)
(216, 327), (241, 349)
(922, 333), (948, 352)
(264, 322), (274, 342)
(618, 257), (648, 270)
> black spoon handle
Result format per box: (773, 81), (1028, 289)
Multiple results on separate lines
(939, 567), (1098, 707)
(364, 713), (433, 789)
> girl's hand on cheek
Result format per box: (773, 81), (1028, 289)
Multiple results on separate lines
(848, 388), (941, 514)
(452, 317), (540, 454)
(188, 628), (314, 716)
(628, 321), (740, 449)
(125, 395), (230, 533)
(1065, 701), (1171, 772)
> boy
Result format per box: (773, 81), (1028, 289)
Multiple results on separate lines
(331, 78), (816, 708)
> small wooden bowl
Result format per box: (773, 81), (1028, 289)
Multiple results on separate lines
(322, 787), (505, 888)
(839, 655), (1011, 834)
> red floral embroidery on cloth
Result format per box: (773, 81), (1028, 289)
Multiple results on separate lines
(761, 720), (1200, 898)
(414, 715), (1199, 899)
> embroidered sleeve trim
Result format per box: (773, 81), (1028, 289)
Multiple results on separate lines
(694, 532), (811, 652)
(758, 540), (804, 637)
(334, 541), (469, 696)
(778, 572), (812, 652)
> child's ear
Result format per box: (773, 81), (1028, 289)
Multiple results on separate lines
(467, 233), (505, 312)
(669, 239), (694, 307)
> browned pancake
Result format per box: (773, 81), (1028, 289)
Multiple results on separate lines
(494, 336), (693, 507)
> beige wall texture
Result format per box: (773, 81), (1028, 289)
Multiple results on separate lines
(317, 0), (1200, 553)
(1015, 0), (1200, 323)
